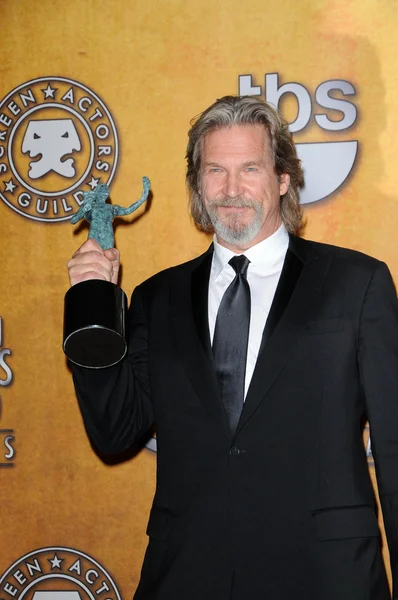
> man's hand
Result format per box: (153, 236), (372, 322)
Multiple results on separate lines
(67, 239), (120, 286)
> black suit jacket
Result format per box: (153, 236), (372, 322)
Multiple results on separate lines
(72, 235), (398, 600)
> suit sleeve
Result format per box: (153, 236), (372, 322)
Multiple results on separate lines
(359, 261), (398, 592)
(70, 284), (153, 454)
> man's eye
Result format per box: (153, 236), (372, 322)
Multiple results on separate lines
(245, 167), (257, 172)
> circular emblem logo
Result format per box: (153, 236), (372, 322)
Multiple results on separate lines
(0, 77), (119, 222)
(0, 547), (122, 600)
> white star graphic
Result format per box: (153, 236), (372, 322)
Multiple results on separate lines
(48, 553), (63, 569)
(4, 179), (16, 193)
(88, 176), (100, 190)
(41, 83), (57, 99)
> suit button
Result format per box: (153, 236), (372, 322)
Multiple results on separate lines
(230, 446), (241, 457)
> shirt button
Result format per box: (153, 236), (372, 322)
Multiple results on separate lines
(229, 446), (241, 457)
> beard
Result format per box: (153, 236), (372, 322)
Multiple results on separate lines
(206, 195), (264, 246)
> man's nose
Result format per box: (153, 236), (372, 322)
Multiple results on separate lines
(224, 171), (243, 198)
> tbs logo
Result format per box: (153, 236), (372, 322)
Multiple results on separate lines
(239, 73), (358, 204)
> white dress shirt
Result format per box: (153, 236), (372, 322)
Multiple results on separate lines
(208, 224), (289, 398)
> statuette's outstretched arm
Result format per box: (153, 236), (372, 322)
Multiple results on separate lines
(70, 192), (95, 224)
(112, 177), (151, 217)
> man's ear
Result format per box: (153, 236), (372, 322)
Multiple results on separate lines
(279, 173), (290, 195)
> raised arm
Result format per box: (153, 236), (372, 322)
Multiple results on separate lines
(113, 176), (151, 217)
(70, 190), (98, 224)
(70, 202), (92, 225)
(70, 284), (153, 454)
(66, 238), (153, 453)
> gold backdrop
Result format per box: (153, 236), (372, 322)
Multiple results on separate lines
(1, 0), (397, 595)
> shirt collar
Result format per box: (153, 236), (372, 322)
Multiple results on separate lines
(212, 224), (289, 279)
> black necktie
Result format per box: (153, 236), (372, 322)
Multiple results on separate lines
(212, 255), (251, 433)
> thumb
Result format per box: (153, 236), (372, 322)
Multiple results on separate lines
(104, 248), (118, 261)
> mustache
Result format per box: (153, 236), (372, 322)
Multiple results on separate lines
(208, 196), (257, 209)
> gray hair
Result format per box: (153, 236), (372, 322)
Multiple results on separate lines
(186, 95), (304, 233)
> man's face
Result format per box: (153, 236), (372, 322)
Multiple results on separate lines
(199, 124), (290, 251)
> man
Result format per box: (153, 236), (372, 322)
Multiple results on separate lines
(68, 96), (398, 599)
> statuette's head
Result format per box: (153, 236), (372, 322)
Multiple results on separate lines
(93, 183), (110, 204)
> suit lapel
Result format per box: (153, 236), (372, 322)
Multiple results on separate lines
(171, 246), (233, 442)
(191, 250), (213, 358)
(260, 246), (303, 351)
(236, 235), (331, 435)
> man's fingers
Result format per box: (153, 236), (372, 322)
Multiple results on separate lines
(72, 238), (104, 258)
(67, 250), (110, 269)
(68, 260), (112, 281)
(69, 270), (109, 285)
(67, 242), (120, 287)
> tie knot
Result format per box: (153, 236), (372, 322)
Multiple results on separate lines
(229, 254), (250, 276)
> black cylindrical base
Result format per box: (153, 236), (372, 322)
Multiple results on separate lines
(63, 280), (128, 369)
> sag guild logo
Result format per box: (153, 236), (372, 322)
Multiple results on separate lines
(0, 77), (119, 222)
(0, 547), (122, 600)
